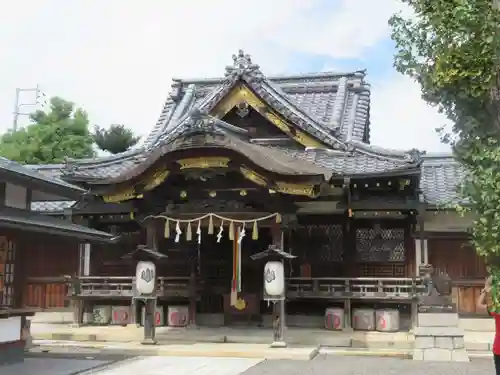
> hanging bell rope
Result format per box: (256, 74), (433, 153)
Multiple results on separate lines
(197, 220), (202, 244)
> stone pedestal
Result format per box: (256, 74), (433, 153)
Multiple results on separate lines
(413, 312), (469, 362)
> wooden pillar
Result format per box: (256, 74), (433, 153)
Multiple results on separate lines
(72, 216), (91, 326)
(271, 221), (286, 335)
(411, 207), (427, 330)
(188, 262), (197, 327)
(12, 237), (25, 310)
(343, 208), (354, 331)
(142, 219), (158, 344)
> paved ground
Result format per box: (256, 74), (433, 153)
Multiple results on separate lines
(2, 353), (495, 375)
(89, 355), (495, 375)
(241, 355), (494, 375)
(83, 356), (263, 375)
(1, 356), (114, 375)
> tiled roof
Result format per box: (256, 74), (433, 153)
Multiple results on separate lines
(420, 154), (465, 206)
(93, 123), (333, 186)
(0, 206), (116, 242)
(0, 157), (85, 198)
(150, 67), (370, 149)
(31, 200), (76, 213)
(31, 152), (463, 213)
(25, 50), (465, 209)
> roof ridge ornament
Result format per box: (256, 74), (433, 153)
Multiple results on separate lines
(62, 156), (78, 175)
(225, 49), (264, 83)
(407, 148), (426, 163)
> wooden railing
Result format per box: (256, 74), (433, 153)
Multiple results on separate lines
(68, 276), (191, 299)
(66, 275), (427, 301)
(286, 277), (426, 300)
(24, 277), (68, 309)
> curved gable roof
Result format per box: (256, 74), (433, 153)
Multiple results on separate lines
(29, 49), (465, 211)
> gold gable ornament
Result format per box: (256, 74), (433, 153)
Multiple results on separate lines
(210, 84), (324, 149)
(177, 157), (230, 170)
(143, 169), (170, 191)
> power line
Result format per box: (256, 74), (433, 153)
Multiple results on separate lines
(12, 85), (47, 132)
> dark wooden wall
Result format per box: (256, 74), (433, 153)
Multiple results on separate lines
(22, 233), (79, 309)
(428, 238), (487, 315)
(0, 229), (80, 310)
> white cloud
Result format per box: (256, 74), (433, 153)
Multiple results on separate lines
(370, 73), (451, 152)
(0, 0), (449, 152)
(268, 0), (412, 59)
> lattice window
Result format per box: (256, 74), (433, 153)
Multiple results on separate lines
(360, 263), (406, 277)
(291, 224), (344, 262)
(0, 238), (16, 307)
(356, 225), (405, 262)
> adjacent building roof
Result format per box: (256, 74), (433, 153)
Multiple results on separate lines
(0, 157), (85, 200)
(30, 200), (76, 213)
(0, 207), (117, 243)
(25, 49), (462, 211)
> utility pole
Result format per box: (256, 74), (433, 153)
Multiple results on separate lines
(12, 85), (47, 132)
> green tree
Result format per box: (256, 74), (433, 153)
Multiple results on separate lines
(92, 124), (140, 154)
(390, 0), (500, 308)
(0, 97), (95, 164)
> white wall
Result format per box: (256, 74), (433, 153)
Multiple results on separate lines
(0, 317), (21, 343)
(4, 183), (28, 209)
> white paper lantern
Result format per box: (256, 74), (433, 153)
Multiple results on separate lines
(135, 261), (156, 295)
(264, 261), (284, 297)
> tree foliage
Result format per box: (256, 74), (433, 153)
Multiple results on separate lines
(390, 0), (500, 308)
(92, 124), (140, 154)
(0, 97), (95, 164)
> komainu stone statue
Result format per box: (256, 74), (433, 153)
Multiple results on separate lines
(418, 264), (455, 313)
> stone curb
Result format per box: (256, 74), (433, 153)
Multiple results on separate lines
(468, 351), (493, 358)
(30, 342), (318, 361)
(319, 348), (412, 359)
(32, 332), (493, 353)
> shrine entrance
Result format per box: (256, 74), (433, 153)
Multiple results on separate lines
(197, 226), (272, 325)
(154, 211), (280, 326)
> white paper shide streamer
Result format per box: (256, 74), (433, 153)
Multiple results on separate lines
(237, 224), (246, 244)
(196, 220), (202, 244)
(174, 220), (182, 243)
(217, 221), (224, 243)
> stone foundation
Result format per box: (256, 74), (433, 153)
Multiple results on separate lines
(413, 313), (469, 362)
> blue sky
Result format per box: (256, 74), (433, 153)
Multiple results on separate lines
(0, 0), (450, 152)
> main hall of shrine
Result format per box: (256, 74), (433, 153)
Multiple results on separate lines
(19, 50), (482, 328)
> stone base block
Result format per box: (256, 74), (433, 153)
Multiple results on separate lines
(270, 341), (287, 348)
(413, 347), (469, 362)
(451, 349), (470, 362)
(417, 313), (459, 327)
